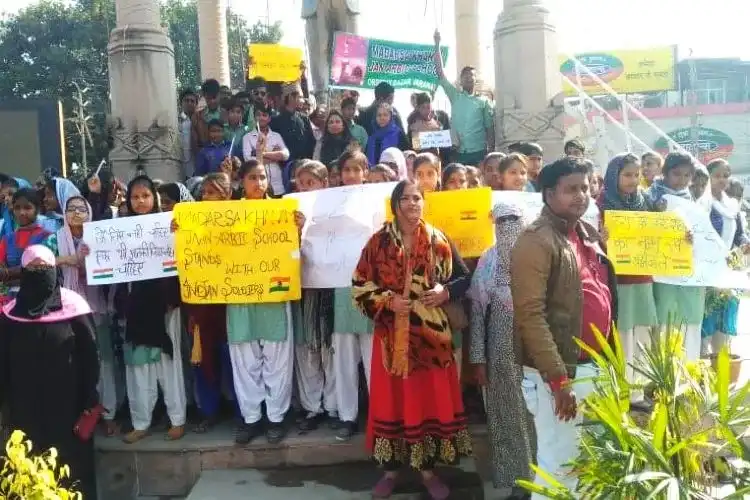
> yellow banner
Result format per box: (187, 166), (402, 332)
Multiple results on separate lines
(248, 44), (303, 82)
(174, 199), (301, 304)
(560, 46), (677, 96)
(386, 188), (493, 258)
(604, 210), (692, 276)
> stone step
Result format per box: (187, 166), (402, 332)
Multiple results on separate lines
(185, 460), (484, 500)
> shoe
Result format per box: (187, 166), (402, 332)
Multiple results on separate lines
(235, 421), (262, 445)
(335, 421), (356, 441)
(372, 475), (397, 498)
(166, 425), (185, 441)
(328, 414), (343, 430)
(297, 412), (323, 432)
(423, 474), (450, 500)
(122, 429), (149, 444)
(266, 422), (287, 444)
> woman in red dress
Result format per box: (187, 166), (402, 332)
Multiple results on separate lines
(352, 180), (471, 500)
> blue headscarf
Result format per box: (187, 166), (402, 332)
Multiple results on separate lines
(601, 153), (650, 211)
(53, 177), (81, 215)
(366, 109), (402, 166)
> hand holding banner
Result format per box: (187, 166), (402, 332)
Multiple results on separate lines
(174, 199), (301, 304)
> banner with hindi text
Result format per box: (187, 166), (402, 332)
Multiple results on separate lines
(173, 199), (301, 304)
(84, 213), (176, 285)
(248, 44), (303, 82)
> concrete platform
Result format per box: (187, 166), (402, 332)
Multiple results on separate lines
(186, 460), (484, 500)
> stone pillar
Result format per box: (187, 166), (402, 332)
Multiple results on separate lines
(454, 0), (482, 76)
(108, 0), (181, 181)
(197, 0), (231, 86)
(494, 0), (564, 158)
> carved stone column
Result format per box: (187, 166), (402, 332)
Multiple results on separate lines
(494, 0), (564, 157)
(197, 0), (231, 86)
(108, 0), (181, 181)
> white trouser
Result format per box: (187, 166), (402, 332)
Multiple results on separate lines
(99, 360), (122, 421)
(523, 364), (597, 497)
(229, 311), (294, 424)
(295, 345), (336, 416)
(126, 309), (187, 430)
(621, 326), (650, 403)
(683, 324), (702, 362)
(332, 332), (373, 423)
(701, 332), (732, 357)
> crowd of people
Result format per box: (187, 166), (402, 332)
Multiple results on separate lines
(0, 35), (748, 500)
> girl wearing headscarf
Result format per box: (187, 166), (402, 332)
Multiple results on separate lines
(55, 195), (122, 435)
(645, 152), (706, 361)
(0, 189), (56, 303)
(702, 159), (750, 355)
(365, 102), (409, 166)
(379, 147), (408, 180)
(43, 177), (81, 230)
(313, 110), (354, 168)
(468, 202), (534, 499)
(158, 182), (194, 212)
(0, 245), (100, 498)
(599, 153), (659, 407)
(118, 175), (186, 443)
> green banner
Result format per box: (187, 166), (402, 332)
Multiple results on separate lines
(330, 32), (449, 92)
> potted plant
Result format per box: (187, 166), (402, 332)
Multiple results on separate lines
(517, 322), (750, 499)
(0, 430), (81, 499)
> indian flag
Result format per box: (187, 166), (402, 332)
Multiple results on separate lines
(92, 268), (114, 280)
(269, 277), (291, 293)
(459, 210), (477, 221)
(163, 260), (177, 273)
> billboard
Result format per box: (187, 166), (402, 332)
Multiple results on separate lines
(560, 46), (677, 96)
(654, 126), (734, 164)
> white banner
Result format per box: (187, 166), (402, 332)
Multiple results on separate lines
(287, 183), (397, 288)
(491, 190), (601, 228)
(84, 212), (176, 285)
(654, 195), (750, 289)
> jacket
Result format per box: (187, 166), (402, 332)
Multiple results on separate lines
(510, 206), (618, 382)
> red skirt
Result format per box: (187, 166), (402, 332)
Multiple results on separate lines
(366, 335), (472, 470)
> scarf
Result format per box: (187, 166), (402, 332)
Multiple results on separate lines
(185, 177), (204, 200)
(601, 154), (650, 211)
(711, 192), (740, 249)
(366, 117), (401, 166)
(645, 178), (693, 205)
(161, 182), (195, 204)
(379, 148), (408, 180)
(53, 177), (81, 215)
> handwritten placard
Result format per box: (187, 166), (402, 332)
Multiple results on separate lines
(490, 190), (601, 228)
(174, 199), (301, 304)
(84, 213), (175, 285)
(604, 210), (692, 276)
(288, 182), (397, 288)
(387, 188), (493, 258)
(248, 44), (303, 82)
(413, 130), (452, 150)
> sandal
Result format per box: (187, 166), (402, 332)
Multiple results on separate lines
(193, 418), (216, 434)
(423, 474), (450, 500)
(103, 420), (120, 437)
(372, 475), (397, 498)
(166, 425), (185, 441)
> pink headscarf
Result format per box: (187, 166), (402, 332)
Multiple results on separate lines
(3, 245), (91, 323)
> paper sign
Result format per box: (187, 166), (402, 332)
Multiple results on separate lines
(413, 130), (452, 150)
(248, 44), (303, 82)
(174, 199), (301, 304)
(654, 195), (750, 288)
(84, 213), (175, 285)
(604, 210), (692, 276)
(490, 190), (601, 229)
(387, 188), (494, 258)
(288, 182), (397, 288)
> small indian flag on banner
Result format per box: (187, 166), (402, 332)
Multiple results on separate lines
(459, 210), (477, 221)
(269, 277), (291, 293)
(163, 260), (177, 273)
(92, 268), (114, 280)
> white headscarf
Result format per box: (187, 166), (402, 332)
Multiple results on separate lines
(379, 148), (408, 180)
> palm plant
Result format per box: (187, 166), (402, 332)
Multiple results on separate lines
(517, 322), (750, 499)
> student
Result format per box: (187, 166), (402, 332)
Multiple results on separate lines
(641, 151), (663, 189)
(223, 99), (249, 157)
(564, 138), (585, 158)
(368, 164), (397, 183)
(43, 177), (81, 231)
(480, 152), (506, 191)
(117, 176), (186, 443)
(292, 160), (337, 432)
(229, 159), (305, 445)
(327, 161), (342, 188)
(191, 78), (224, 155)
(341, 97), (368, 150)
(403, 150), (417, 181)
(314, 110), (354, 168)
(515, 142), (544, 192)
(243, 104), (290, 196)
(179, 88), (198, 175)
(195, 119), (233, 176)
(492, 153), (528, 191)
(599, 154), (658, 406)
(413, 152), (442, 193)
(365, 102), (409, 166)
(330, 151), (374, 440)
(645, 152), (705, 361)
(442, 163), (469, 191)
(379, 148), (407, 180)
(465, 165), (482, 188)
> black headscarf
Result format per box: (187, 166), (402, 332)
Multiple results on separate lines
(123, 175), (175, 356)
(11, 265), (63, 320)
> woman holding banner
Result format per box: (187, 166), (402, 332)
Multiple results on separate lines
(352, 180), (471, 500)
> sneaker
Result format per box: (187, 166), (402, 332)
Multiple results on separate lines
(297, 412), (323, 432)
(266, 422), (287, 444)
(235, 421), (262, 445)
(335, 421), (356, 441)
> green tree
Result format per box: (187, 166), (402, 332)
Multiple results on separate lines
(0, 0), (282, 175)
